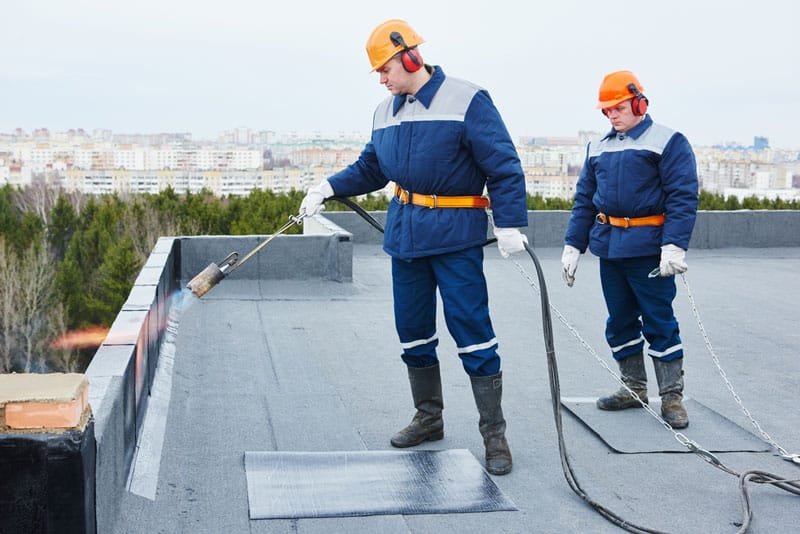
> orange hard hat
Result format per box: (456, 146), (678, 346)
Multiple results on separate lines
(596, 70), (645, 109)
(365, 19), (424, 72)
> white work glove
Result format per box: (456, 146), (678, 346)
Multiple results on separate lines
(300, 180), (334, 217)
(561, 245), (581, 287)
(659, 244), (688, 276)
(493, 227), (528, 258)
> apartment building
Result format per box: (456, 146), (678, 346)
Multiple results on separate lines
(695, 145), (800, 199)
(59, 169), (270, 197)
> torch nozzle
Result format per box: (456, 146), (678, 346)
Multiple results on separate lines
(186, 252), (239, 298)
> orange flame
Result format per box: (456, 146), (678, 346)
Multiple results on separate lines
(50, 326), (110, 350)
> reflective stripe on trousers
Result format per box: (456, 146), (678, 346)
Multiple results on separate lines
(392, 246), (500, 376)
(600, 255), (683, 362)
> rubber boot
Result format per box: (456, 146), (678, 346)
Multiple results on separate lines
(390, 363), (444, 448)
(653, 358), (689, 429)
(470, 372), (512, 476)
(596, 352), (649, 410)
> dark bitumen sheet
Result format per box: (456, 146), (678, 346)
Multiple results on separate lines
(561, 397), (771, 453)
(244, 449), (516, 519)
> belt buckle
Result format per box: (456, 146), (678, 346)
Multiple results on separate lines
(430, 194), (437, 209)
(622, 217), (631, 228)
(595, 213), (607, 224)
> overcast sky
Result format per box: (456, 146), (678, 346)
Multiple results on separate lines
(3, 0), (799, 147)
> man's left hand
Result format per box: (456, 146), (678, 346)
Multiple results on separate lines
(659, 244), (688, 276)
(494, 227), (528, 258)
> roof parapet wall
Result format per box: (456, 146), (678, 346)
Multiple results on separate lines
(321, 210), (800, 248)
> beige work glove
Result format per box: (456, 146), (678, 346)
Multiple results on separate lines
(659, 244), (688, 276)
(300, 180), (334, 217)
(494, 227), (528, 258)
(561, 245), (581, 287)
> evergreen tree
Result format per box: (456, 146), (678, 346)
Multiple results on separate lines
(0, 185), (16, 237)
(177, 188), (228, 234)
(742, 195), (763, 210)
(0, 188), (45, 254)
(724, 195), (742, 210)
(699, 190), (720, 210)
(53, 196), (123, 327)
(55, 254), (86, 329)
(90, 236), (141, 325)
(48, 194), (78, 260)
(229, 189), (302, 235)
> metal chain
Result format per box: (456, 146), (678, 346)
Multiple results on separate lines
(678, 273), (799, 464)
(506, 254), (798, 466)
(507, 258), (709, 455)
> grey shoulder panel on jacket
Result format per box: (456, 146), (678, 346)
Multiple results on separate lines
(589, 122), (677, 158)
(373, 77), (484, 130)
(372, 95), (396, 132)
(428, 76), (484, 117)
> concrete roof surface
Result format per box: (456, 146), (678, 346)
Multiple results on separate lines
(114, 245), (800, 534)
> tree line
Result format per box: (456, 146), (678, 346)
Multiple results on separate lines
(0, 184), (797, 373)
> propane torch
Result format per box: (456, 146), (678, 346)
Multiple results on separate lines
(186, 212), (306, 298)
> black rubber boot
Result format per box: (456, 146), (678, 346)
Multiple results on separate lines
(390, 363), (444, 448)
(653, 358), (689, 429)
(596, 352), (649, 410)
(470, 372), (512, 476)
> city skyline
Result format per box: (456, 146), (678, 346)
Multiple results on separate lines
(3, 1), (799, 148)
(3, 125), (797, 202)
(0, 126), (791, 152)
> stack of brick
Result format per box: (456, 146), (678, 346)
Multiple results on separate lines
(0, 373), (95, 534)
(0, 373), (91, 433)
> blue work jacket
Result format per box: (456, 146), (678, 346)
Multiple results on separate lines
(564, 115), (698, 259)
(328, 66), (528, 260)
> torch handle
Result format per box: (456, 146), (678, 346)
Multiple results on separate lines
(227, 213), (305, 274)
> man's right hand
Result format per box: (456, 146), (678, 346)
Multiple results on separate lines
(493, 227), (528, 258)
(561, 245), (581, 287)
(300, 180), (334, 217)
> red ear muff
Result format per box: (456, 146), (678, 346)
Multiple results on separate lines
(390, 30), (423, 73)
(401, 48), (422, 72)
(627, 83), (649, 116)
(630, 94), (649, 116)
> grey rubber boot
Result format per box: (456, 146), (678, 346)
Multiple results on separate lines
(470, 372), (512, 475)
(653, 358), (689, 429)
(390, 363), (444, 448)
(596, 352), (649, 410)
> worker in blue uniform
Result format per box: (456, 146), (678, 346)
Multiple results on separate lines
(300, 19), (528, 475)
(562, 70), (698, 429)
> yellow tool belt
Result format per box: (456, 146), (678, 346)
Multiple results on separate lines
(595, 212), (666, 228)
(394, 184), (490, 209)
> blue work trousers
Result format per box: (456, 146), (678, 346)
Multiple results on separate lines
(391, 246), (500, 376)
(600, 256), (683, 362)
